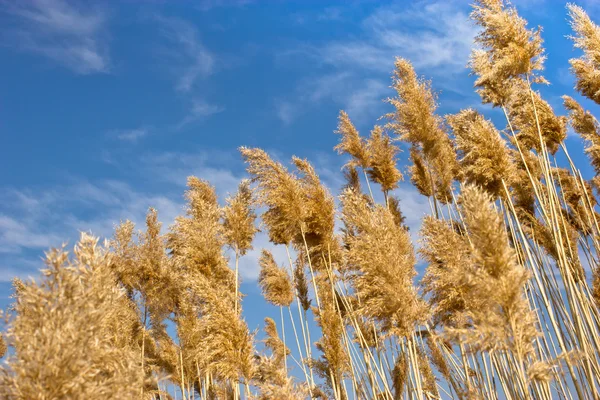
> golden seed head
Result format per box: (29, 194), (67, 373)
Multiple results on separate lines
(258, 250), (294, 307)
(470, 0), (546, 106)
(223, 179), (259, 256)
(366, 125), (403, 193)
(447, 108), (515, 197)
(334, 110), (371, 169)
(568, 4), (600, 105)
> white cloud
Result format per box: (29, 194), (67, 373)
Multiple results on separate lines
(196, 0), (254, 12)
(2, 0), (110, 74)
(0, 214), (64, 254)
(0, 180), (185, 281)
(363, 1), (476, 71)
(136, 149), (243, 194)
(275, 101), (296, 126)
(0, 145), (252, 282)
(295, 1), (476, 76)
(107, 127), (149, 143)
(5, 184), (180, 280)
(278, 0), (478, 125)
(176, 98), (225, 129)
(275, 72), (388, 125)
(154, 15), (215, 92)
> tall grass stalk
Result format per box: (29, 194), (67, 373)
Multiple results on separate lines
(3, 1), (600, 399)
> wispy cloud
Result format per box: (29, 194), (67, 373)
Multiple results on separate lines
(107, 127), (149, 143)
(136, 149), (242, 194)
(278, 0), (477, 125)
(313, 1), (477, 74)
(0, 146), (250, 282)
(1, 0), (110, 74)
(176, 98), (224, 129)
(275, 72), (388, 125)
(0, 179), (184, 281)
(196, 0), (254, 12)
(0, 214), (63, 254)
(154, 15), (215, 93)
(275, 101), (296, 126)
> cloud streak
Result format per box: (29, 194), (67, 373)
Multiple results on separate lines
(176, 99), (225, 129)
(1, 0), (110, 74)
(154, 15), (215, 93)
(278, 0), (478, 125)
(107, 127), (149, 143)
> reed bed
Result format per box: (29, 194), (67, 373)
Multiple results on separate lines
(2, 1), (600, 399)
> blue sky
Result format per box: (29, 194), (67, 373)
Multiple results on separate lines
(1, 0), (600, 336)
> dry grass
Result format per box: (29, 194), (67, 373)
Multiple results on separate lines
(2, 1), (600, 399)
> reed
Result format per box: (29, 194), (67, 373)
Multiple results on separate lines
(2, 1), (600, 399)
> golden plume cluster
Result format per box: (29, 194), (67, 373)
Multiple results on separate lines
(3, 1), (600, 399)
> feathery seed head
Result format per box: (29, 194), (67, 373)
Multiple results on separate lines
(341, 188), (426, 337)
(409, 148), (434, 198)
(452, 185), (539, 355)
(223, 179), (259, 256)
(258, 250), (294, 307)
(507, 81), (567, 154)
(240, 147), (306, 245)
(568, 4), (600, 104)
(334, 110), (370, 169)
(392, 352), (408, 399)
(366, 125), (403, 193)
(387, 196), (407, 229)
(564, 95), (600, 176)
(387, 58), (457, 202)
(447, 108), (515, 197)
(294, 252), (311, 312)
(263, 317), (290, 367)
(343, 165), (362, 193)
(0, 234), (145, 399)
(470, 0), (546, 106)
(421, 216), (472, 328)
(0, 335), (6, 359)
(169, 177), (233, 292)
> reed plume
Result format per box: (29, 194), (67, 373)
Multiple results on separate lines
(258, 250), (294, 307)
(223, 179), (259, 313)
(255, 318), (309, 399)
(240, 147), (307, 246)
(223, 179), (258, 257)
(568, 4), (600, 105)
(447, 108), (515, 197)
(110, 208), (180, 396)
(169, 177), (233, 293)
(420, 216), (472, 329)
(293, 252), (311, 312)
(334, 111), (370, 170)
(564, 95), (600, 185)
(342, 165), (362, 193)
(366, 125), (403, 199)
(292, 156), (338, 266)
(507, 80), (567, 155)
(341, 188), (426, 337)
(392, 351), (408, 400)
(169, 177), (254, 396)
(453, 186), (539, 360)
(470, 0), (545, 106)
(387, 57), (457, 203)
(311, 276), (350, 400)
(0, 335), (6, 359)
(0, 234), (144, 399)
